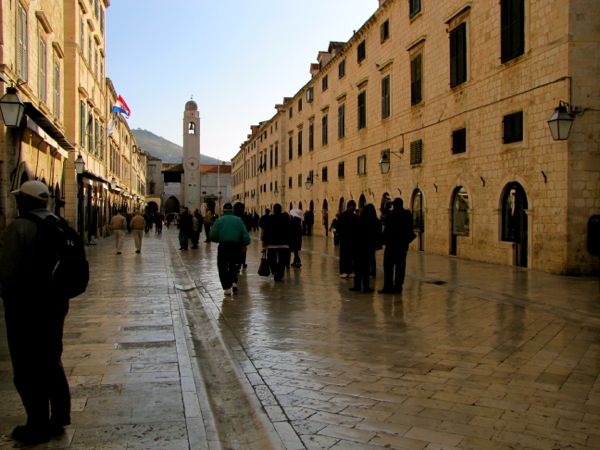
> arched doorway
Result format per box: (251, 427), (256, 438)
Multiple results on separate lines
(338, 197), (345, 214)
(411, 189), (424, 251)
(501, 182), (528, 267)
(450, 186), (470, 256)
(165, 196), (180, 214)
(322, 199), (329, 236)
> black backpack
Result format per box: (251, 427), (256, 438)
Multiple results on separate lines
(25, 212), (89, 299)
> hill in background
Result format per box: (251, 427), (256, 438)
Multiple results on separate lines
(132, 129), (225, 164)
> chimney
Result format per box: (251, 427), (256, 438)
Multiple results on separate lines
(310, 63), (320, 77)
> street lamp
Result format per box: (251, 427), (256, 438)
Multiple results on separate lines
(0, 87), (26, 127)
(378, 148), (403, 174)
(547, 101), (579, 141)
(74, 153), (85, 236)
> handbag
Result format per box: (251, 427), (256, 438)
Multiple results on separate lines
(258, 250), (271, 276)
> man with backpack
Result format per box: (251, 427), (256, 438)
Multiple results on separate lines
(0, 180), (88, 445)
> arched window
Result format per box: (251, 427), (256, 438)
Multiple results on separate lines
(452, 186), (469, 236)
(188, 122), (196, 134)
(411, 189), (424, 231)
(501, 182), (527, 242)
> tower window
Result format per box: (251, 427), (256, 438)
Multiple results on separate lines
(188, 122), (196, 134)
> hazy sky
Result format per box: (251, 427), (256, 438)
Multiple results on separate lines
(106, 1), (377, 162)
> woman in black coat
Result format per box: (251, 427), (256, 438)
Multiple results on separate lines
(350, 203), (382, 293)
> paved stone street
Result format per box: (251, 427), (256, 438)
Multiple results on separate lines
(1, 227), (599, 449)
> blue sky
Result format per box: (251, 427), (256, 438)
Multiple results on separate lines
(106, 1), (377, 162)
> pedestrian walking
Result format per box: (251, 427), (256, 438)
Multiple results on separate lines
(322, 209), (329, 237)
(289, 210), (303, 268)
(130, 211), (146, 253)
(0, 181), (74, 444)
(209, 203), (251, 295)
(178, 207), (193, 250)
(203, 208), (214, 242)
(337, 200), (359, 278)
(154, 212), (164, 234)
(330, 213), (340, 246)
(109, 209), (127, 254)
(191, 209), (203, 249)
(379, 197), (415, 294)
(304, 209), (314, 236)
(262, 203), (292, 281)
(350, 204), (382, 293)
(234, 202), (250, 270)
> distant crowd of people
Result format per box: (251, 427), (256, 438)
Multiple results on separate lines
(107, 197), (415, 297)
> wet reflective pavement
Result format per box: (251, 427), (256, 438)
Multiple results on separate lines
(1, 228), (599, 449)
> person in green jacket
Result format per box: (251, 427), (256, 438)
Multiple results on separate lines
(209, 202), (251, 295)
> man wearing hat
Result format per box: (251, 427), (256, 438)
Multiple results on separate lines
(0, 180), (72, 444)
(209, 202), (251, 295)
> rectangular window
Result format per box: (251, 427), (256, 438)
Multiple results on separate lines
(306, 87), (314, 103)
(298, 98), (303, 111)
(79, 101), (86, 146)
(381, 75), (391, 119)
(409, 0), (422, 18)
(357, 40), (366, 63)
(298, 174), (302, 188)
(338, 104), (345, 138)
(17, 4), (28, 80)
(289, 107), (293, 119)
(322, 166), (328, 182)
(501, 0), (525, 63)
(288, 177), (292, 188)
(322, 75), (328, 92)
(274, 142), (279, 166)
(322, 114), (328, 146)
(411, 54), (422, 105)
(288, 135), (293, 160)
(381, 19), (390, 43)
(38, 38), (47, 102)
(450, 23), (467, 87)
(357, 155), (367, 175)
(410, 139), (423, 165)
(309, 122), (314, 151)
(269, 147), (273, 168)
(338, 161), (345, 179)
(53, 59), (61, 118)
(338, 59), (346, 79)
(297, 130), (303, 157)
(503, 111), (523, 143)
(358, 91), (367, 129)
(452, 128), (467, 154)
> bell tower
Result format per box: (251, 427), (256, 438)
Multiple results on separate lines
(182, 99), (201, 211)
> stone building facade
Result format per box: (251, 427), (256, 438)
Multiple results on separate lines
(0, 0), (145, 242)
(231, 0), (600, 274)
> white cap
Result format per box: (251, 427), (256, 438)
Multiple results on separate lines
(11, 180), (50, 202)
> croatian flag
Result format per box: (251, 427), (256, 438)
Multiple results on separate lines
(112, 95), (131, 118)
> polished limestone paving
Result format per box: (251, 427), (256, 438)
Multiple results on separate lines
(1, 227), (599, 449)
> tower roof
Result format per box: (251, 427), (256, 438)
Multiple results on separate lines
(185, 99), (198, 111)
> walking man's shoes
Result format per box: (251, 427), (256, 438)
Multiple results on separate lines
(12, 425), (50, 445)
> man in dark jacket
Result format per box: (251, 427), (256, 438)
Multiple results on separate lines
(262, 204), (292, 281)
(379, 197), (414, 293)
(0, 181), (72, 444)
(178, 207), (193, 250)
(210, 203), (251, 295)
(337, 200), (359, 278)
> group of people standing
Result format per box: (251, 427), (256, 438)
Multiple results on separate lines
(336, 197), (415, 294)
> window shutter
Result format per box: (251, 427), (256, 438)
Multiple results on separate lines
(410, 139), (423, 164)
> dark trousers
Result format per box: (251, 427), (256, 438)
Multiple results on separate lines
(179, 231), (190, 249)
(217, 242), (241, 289)
(4, 296), (71, 429)
(267, 248), (290, 281)
(383, 246), (408, 291)
(339, 241), (354, 274)
(353, 249), (374, 290)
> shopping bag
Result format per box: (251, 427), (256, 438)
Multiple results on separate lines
(258, 251), (271, 276)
